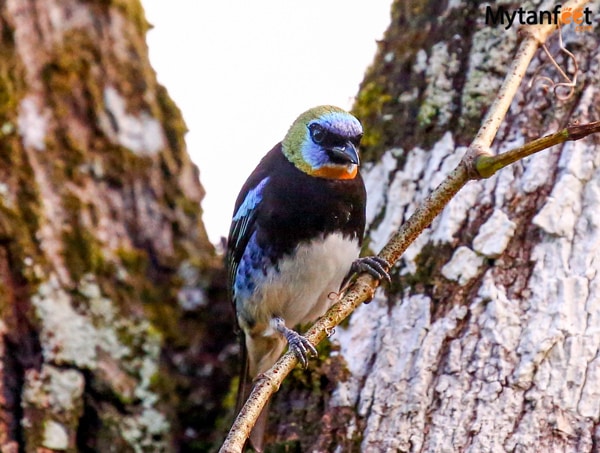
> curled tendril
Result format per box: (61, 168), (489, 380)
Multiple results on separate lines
(529, 26), (578, 101)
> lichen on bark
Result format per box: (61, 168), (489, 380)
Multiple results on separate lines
(322, 1), (600, 452)
(0, 0), (233, 451)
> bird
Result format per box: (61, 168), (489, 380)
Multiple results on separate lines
(226, 105), (389, 451)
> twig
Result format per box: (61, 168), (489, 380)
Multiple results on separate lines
(219, 1), (593, 451)
(476, 121), (600, 178)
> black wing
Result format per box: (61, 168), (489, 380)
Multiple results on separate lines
(225, 145), (280, 303)
(226, 190), (261, 301)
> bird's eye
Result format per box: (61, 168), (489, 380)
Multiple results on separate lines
(309, 123), (326, 144)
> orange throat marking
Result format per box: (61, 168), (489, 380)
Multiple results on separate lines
(311, 164), (358, 180)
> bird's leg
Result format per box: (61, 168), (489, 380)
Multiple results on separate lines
(271, 316), (317, 368)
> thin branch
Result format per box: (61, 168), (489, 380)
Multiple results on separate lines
(470, 0), (589, 153)
(219, 1), (593, 451)
(476, 121), (600, 178)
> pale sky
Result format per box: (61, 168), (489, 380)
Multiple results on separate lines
(142, 1), (392, 243)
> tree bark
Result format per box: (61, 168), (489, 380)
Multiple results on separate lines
(259, 0), (600, 451)
(0, 0), (233, 451)
(4, 0), (600, 452)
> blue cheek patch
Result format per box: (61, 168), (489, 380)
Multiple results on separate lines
(301, 112), (363, 170)
(300, 139), (330, 169)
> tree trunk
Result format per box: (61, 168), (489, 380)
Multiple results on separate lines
(5, 0), (600, 452)
(0, 1), (233, 451)
(261, 0), (600, 451)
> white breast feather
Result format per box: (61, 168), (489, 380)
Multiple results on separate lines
(250, 232), (360, 332)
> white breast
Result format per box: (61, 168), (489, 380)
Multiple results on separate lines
(248, 232), (360, 331)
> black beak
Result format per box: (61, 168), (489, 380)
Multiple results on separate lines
(328, 141), (360, 165)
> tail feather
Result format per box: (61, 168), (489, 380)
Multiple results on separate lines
(235, 334), (270, 452)
(235, 333), (252, 416)
(236, 333), (286, 451)
(248, 402), (270, 452)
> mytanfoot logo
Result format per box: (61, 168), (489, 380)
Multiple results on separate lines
(485, 4), (594, 32)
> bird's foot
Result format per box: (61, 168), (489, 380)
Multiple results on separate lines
(272, 317), (317, 368)
(350, 256), (391, 284)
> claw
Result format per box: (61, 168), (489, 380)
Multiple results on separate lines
(272, 316), (317, 368)
(350, 256), (391, 284)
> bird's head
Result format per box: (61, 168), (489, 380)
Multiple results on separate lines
(282, 105), (363, 180)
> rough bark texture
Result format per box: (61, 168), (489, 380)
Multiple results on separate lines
(4, 0), (600, 452)
(257, 0), (600, 451)
(0, 1), (235, 451)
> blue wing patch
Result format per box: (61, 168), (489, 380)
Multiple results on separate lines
(233, 177), (270, 221)
(227, 177), (270, 304)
